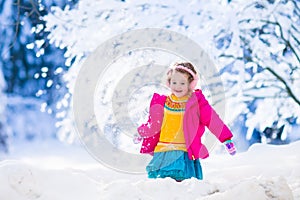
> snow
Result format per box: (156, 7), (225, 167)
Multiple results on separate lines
(1, 0), (300, 199)
(0, 139), (299, 200)
(5, 95), (56, 142)
(43, 0), (300, 146)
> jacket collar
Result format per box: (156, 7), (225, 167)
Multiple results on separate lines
(186, 90), (200, 109)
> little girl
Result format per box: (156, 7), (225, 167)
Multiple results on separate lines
(136, 62), (236, 182)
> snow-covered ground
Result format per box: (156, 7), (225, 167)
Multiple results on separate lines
(0, 139), (299, 200)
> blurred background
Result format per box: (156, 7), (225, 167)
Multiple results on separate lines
(0, 0), (299, 155)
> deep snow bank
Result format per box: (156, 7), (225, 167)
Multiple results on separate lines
(0, 141), (299, 200)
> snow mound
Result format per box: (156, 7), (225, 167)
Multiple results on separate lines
(0, 140), (299, 199)
(202, 177), (293, 200)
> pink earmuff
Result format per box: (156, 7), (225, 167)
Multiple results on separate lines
(189, 78), (198, 90)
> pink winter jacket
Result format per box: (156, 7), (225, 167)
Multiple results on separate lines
(137, 89), (233, 160)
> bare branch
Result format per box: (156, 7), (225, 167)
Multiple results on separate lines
(265, 67), (300, 106)
(219, 53), (243, 60)
(291, 24), (300, 35)
(290, 31), (300, 47)
(261, 19), (300, 64)
(6, 0), (21, 57)
(29, 0), (42, 17)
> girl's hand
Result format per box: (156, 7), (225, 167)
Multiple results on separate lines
(224, 140), (236, 155)
(133, 134), (143, 144)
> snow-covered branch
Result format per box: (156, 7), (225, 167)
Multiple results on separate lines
(265, 66), (300, 106)
(43, 0), (300, 144)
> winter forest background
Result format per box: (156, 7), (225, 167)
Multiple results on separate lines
(0, 0), (300, 156)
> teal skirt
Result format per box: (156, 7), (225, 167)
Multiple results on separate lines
(146, 150), (203, 181)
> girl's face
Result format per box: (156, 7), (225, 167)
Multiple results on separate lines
(169, 71), (190, 98)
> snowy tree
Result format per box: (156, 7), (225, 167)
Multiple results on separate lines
(44, 0), (300, 147)
(0, 0), (78, 150)
(43, 0), (232, 145)
(213, 0), (300, 142)
(0, 64), (8, 152)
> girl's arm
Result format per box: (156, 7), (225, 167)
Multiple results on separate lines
(198, 91), (233, 142)
(137, 93), (165, 138)
(137, 94), (166, 155)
